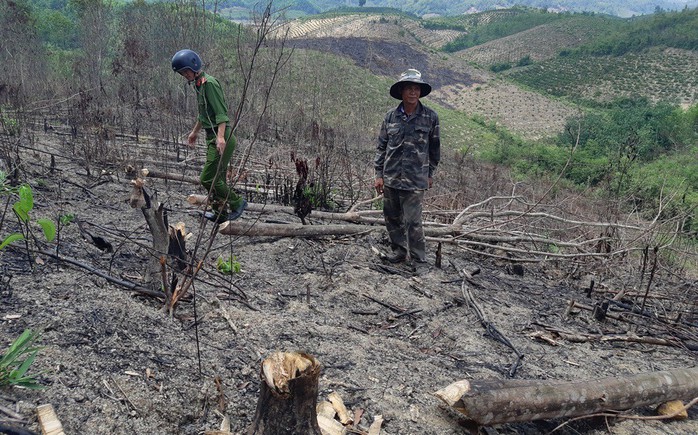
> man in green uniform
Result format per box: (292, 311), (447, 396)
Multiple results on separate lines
(171, 49), (246, 223)
(374, 69), (440, 275)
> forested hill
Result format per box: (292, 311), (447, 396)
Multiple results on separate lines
(216, 0), (698, 19)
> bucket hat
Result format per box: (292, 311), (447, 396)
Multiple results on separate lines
(389, 69), (432, 100)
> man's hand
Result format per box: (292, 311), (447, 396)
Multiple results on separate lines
(374, 177), (384, 195)
(216, 136), (226, 155)
(187, 131), (198, 148)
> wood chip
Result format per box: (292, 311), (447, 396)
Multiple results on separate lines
(317, 414), (347, 435)
(368, 414), (383, 435)
(657, 400), (689, 420)
(328, 391), (353, 425)
(36, 404), (65, 435)
(316, 401), (336, 419)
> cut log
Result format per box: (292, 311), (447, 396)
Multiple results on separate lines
(434, 367), (698, 426)
(247, 352), (323, 435)
(188, 195), (368, 224)
(140, 168), (200, 185)
(219, 220), (372, 238)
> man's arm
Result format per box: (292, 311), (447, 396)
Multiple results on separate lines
(188, 121), (203, 148)
(374, 117), (389, 194)
(428, 113), (441, 184)
(215, 122), (227, 154)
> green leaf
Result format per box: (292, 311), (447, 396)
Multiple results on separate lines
(13, 351), (38, 379)
(0, 329), (34, 368)
(12, 202), (29, 222)
(0, 233), (24, 250)
(36, 219), (56, 242)
(17, 185), (34, 214)
(11, 185), (34, 222)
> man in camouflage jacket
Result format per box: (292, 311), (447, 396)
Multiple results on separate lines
(374, 69), (441, 274)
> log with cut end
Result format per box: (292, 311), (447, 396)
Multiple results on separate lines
(188, 194), (366, 223)
(247, 352), (323, 435)
(220, 220), (372, 237)
(434, 367), (698, 426)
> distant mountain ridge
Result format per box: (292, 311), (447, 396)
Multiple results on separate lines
(221, 0), (698, 18)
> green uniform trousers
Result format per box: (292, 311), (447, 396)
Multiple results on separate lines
(201, 126), (243, 216)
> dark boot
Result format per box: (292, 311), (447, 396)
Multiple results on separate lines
(385, 249), (407, 263)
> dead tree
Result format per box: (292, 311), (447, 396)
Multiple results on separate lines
(129, 178), (190, 315)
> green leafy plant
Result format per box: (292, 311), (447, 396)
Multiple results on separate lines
(1, 184), (57, 268)
(217, 255), (241, 275)
(59, 214), (75, 226)
(1, 184), (56, 251)
(0, 329), (43, 389)
(0, 111), (21, 136)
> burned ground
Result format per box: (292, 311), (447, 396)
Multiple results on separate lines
(289, 37), (479, 90)
(0, 127), (696, 435)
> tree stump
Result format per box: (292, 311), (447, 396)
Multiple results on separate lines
(247, 352), (322, 435)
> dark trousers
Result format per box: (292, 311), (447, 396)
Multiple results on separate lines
(383, 186), (426, 262)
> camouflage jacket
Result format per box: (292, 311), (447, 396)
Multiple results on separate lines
(374, 101), (440, 191)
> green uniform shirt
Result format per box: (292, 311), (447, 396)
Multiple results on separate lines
(194, 72), (230, 129)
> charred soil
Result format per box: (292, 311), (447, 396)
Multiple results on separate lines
(0, 128), (697, 435)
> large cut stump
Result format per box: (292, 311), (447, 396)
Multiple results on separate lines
(435, 367), (698, 426)
(247, 352), (322, 435)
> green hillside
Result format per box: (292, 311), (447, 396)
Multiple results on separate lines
(3, 0), (698, 233)
(506, 7), (698, 106)
(452, 13), (620, 68)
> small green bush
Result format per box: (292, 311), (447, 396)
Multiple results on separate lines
(0, 329), (43, 390)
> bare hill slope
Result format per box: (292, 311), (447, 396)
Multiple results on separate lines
(454, 17), (614, 68)
(276, 13), (465, 50)
(279, 12), (583, 139)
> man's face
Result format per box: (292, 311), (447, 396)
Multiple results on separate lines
(401, 83), (421, 104)
(179, 69), (197, 81)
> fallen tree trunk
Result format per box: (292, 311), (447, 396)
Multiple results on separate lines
(188, 194), (371, 224)
(434, 367), (698, 426)
(247, 352), (322, 435)
(219, 220), (375, 237)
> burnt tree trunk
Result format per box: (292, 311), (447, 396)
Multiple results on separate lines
(129, 179), (169, 287)
(129, 178), (189, 315)
(247, 352), (322, 435)
(435, 367), (698, 426)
